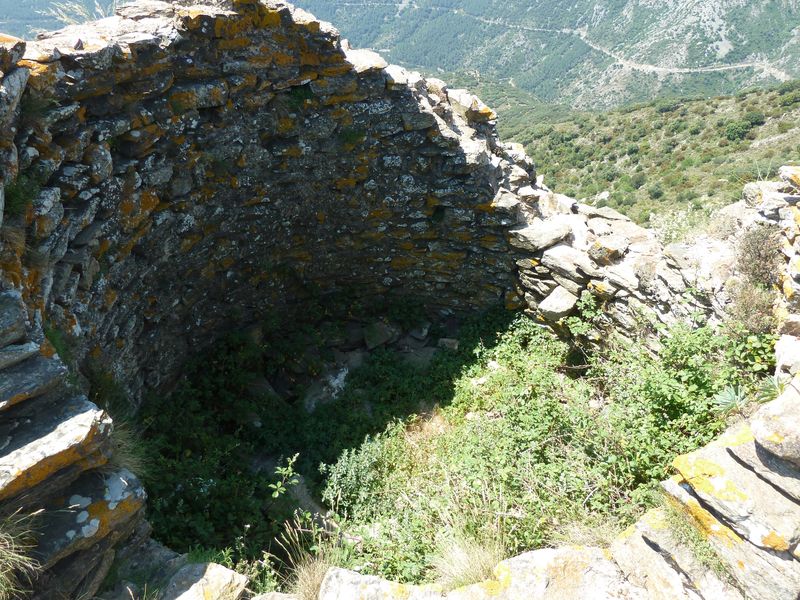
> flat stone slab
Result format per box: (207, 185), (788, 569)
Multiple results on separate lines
(751, 379), (800, 468)
(509, 219), (571, 252)
(662, 476), (800, 600)
(672, 423), (800, 557)
(0, 290), (26, 347)
(0, 354), (68, 411)
(35, 467), (146, 568)
(161, 562), (248, 600)
(0, 341), (39, 370)
(627, 509), (744, 600)
(538, 285), (579, 321)
(319, 567), (442, 599)
(449, 547), (646, 600)
(0, 395), (111, 502)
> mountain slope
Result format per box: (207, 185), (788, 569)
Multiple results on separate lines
(293, 0), (800, 107)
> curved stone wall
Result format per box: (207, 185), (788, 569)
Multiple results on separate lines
(0, 0), (529, 401)
(3, 1), (800, 597)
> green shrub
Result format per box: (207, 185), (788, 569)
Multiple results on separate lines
(725, 120), (752, 141)
(744, 111), (766, 126)
(3, 174), (41, 218)
(736, 224), (783, 288)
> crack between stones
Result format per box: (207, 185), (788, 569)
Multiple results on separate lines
(638, 533), (708, 598)
(725, 446), (800, 508)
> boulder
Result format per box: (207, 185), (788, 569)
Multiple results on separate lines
(672, 424), (800, 557)
(780, 165), (800, 191)
(363, 321), (400, 350)
(662, 476), (800, 600)
(450, 547), (646, 600)
(161, 562), (248, 600)
(538, 286), (579, 321)
(509, 219), (571, 252)
(319, 567), (442, 599)
(588, 234), (628, 265)
(774, 335), (800, 375)
(751, 379), (800, 469)
(542, 244), (601, 280)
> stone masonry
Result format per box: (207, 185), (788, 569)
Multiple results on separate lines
(2, 1), (800, 597)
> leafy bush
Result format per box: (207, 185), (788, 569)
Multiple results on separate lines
(736, 224), (783, 288)
(744, 111), (766, 126)
(725, 120), (752, 141)
(318, 317), (758, 582)
(140, 308), (775, 588)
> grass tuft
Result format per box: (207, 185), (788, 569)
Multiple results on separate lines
(0, 510), (41, 600)
(431, 531), (504, 591)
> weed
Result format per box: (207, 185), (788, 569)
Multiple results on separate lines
(3, 174), (41, 218)
(736, 223), (783, 288)
(338, 128), (366, 146)
(755, 374), (789, 404)
(0, 510), (41, 600)
(711, 384), (747, 414)
(43, 323), (73, 364)
(287, 86), (316, 111)
(431, 530), (503, 591)
(662, 503), (733, 584)
(103, 420), (149, 479)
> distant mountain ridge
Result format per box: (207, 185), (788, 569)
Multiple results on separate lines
(293, 0), (800, 107)
(2, 0), (798, 108)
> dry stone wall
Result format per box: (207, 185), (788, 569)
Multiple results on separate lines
(1, 0), (800, 597)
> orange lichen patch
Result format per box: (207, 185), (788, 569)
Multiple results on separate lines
(665, 477), (742, 548)
(391, 256), (418, 270)
(368, 206), (392, 220)
(95, 239), (111, 259)
(180, 233), (204, 253)
(115, 339), (125, 349)
(320, 64), (352, 77)
(284, 146), (303, 158)
(246, 3), (282, 28)
(673, 455), (748, 503)
(0, 434), (109, 502)
(220, 257), (236, 269)
(89, 346), (102, 360)
(429, 251), (466, 264)
(169, 89), (198, 112)
(324, 93), (366, 106)
(273, 52), (296, 67)
(18, 60), (62, 91)
(39, 339), (56, 359)
(360, 231), (385, 242)
(85, 489), (145, 540)
(115, 223), (151, 260)
(762, 531), (790, 552)
(335, 178), (357, 190)
(236, 154), (247, 168)
(104, 289), (118, 310)
(277, 117), (295, 134)
(217, 37), (250, 50)
(316, 212), (326, 224)
(300, 51), (321, 66)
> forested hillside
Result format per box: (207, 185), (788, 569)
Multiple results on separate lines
(295, 0), (799, 108)
(484, 80), (800, 229)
